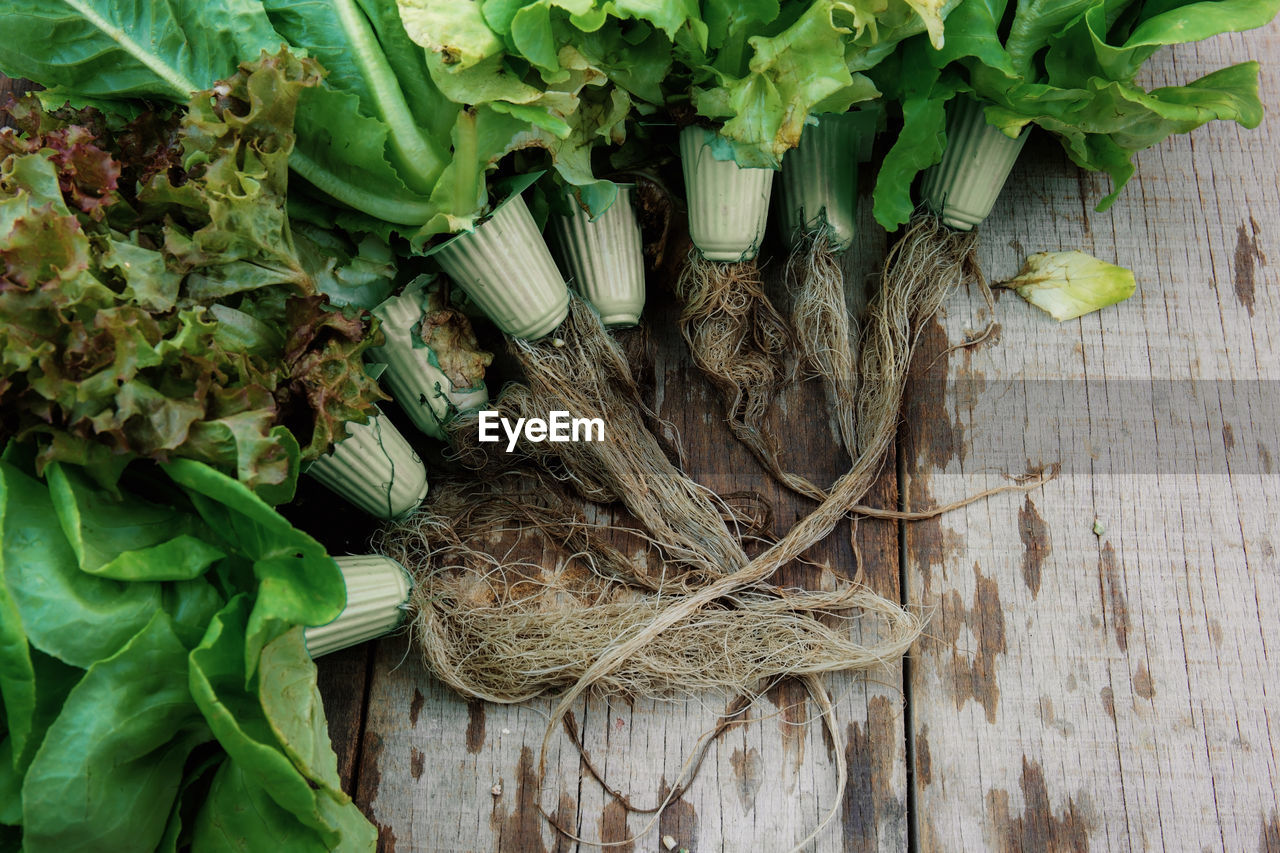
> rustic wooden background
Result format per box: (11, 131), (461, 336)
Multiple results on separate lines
(4, 17), (1277, 853)
(312, 19), (1280, 851)
(310, 24), (1279, 853)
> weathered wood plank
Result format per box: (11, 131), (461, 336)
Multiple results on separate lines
(903, 24), (1280, 853)
(316, 644), (373, 793)
(351, 197), (913, 851)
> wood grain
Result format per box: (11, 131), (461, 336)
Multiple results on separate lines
(901, 23), (1280, 853)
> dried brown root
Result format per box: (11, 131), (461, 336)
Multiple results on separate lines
(787, 228), (859, 458)
(380, 476), (920, 705)
(674, 252), (828, 501)
(449, 298), (749, 587)
(532, 215), (976, 847)
(384, 216), (983, 852)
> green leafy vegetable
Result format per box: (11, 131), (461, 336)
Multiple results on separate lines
(686, 0), (945, 167)
(21, 613), (209, 853)
(997, 250), (1137, 320)
(2, 463), (162, 669)
(398, 0), (652, 216)
(0, 0), (650, 241)
(0, 52), (387, 492)
(871, 0), (1280, 228)
(0, 453), (374, 851)
(0, 0), (282, 102)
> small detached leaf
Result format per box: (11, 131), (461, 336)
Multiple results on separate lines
(997, 250), (1136, 322)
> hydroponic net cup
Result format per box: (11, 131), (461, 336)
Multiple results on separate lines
(550, 185), (646, 327)
(778, 113), (861, 251)
(304, 410), (429, 520)
(919, 97), (1031, 231)
(433, 193), (571, 340)
(304, 555), (413, 657)
(680, 126), (775, 262)
(368, 280), (489, 440)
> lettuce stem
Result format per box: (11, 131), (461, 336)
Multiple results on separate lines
(451, 108), (481, 214)
(332, 0), (447, 192)
(290, 150), (436, 225)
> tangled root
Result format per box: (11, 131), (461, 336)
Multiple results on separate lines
(379, 475), (921, 705)
(449, 298), (748, 586)
(674, 252), (828, 500)
(787, 228), (859, 457)
(383, 215), (981, 852)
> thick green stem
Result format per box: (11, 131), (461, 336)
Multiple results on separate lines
(451, 109), (481, 215)
(289, 150), (436, 225)
(333, 0), (446, 193)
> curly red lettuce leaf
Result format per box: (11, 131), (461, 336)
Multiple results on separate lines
(0, 52), (386, 493)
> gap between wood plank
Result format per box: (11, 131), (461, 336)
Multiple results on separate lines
(897, 419), (920, 853)
(348, 640), (378, 800)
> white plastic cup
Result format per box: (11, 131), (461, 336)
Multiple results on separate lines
(433, 194), (570, 340)
(680, 127), (775, 262)
(919, 97), (1031, 231)
(551, 186), (646, 327)
(305, 555), (413, 658)
(304, 411), (428, 520)
(778, 113), (861, 251)
(368, 281), (489, 440)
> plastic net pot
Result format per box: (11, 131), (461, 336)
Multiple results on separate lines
(304, 411), (428, 520)
(778, 113), (862, 251)
(433, 193), (570, 340)
(550, 186), (646, 327)
(919, 97), (1031, 231)
(368, 279), (489, 440)
(680, 127), (774, 262)
(305, 555), (413, 658)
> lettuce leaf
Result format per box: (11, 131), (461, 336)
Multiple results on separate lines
(692, 0), (890, 167)
(870, 0), (1279, 229)
(672, 0), (952, 166)
(398, 0), (649, 218)
(0, 0), (495, 236)
(997, 250), (1136, 320)
(45, 462), (224, 581)
(189, 598), (347, 844)
(0, 455), (373, 851)
(0, 462), (163, 670)
(20, 612), (211, 853)
(263, 0), (448, 195)
(0, 53), (387, 489)
(0, 0), (284, 102)
(397, 0), (944, 187)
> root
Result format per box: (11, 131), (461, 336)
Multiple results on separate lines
(379, 215), (989, 852)
(530, 215), (976, 847)
(449, 299), (748, 586)
(380, 474), (920, 704)
(787, 228), (859, 459)
(674, 252), (827, 500)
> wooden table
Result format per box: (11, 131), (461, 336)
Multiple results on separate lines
(313, 24), (1280, 852)
(6, 20), (1276, 851)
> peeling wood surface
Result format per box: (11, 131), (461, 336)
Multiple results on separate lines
(903, 25), (1280, 853)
